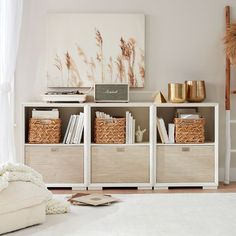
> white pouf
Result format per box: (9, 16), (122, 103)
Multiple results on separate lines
(0, 181), (51, 234)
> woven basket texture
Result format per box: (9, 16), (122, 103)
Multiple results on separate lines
(175, 118), (205, 143)
(28, 118), (61, 144)
(94, 118), (125, 144)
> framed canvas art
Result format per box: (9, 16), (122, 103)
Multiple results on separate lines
(46, 13), (145, 88)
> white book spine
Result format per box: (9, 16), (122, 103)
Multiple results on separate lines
(126, 111), (129, 144)
(66, 115), (76, 144)
(72, 114), (81, 144)
(129, 114), (132, 144)
(70, 115), (79, 144)
(168, 123), (175, 144)
(63, 115), (73, 144)
(159, 118), (169, 144)
(78, 113), (84, 144)
(132, 119), (135, 144)
(156, 117), (164, 143)
(79, 113), (84, 143)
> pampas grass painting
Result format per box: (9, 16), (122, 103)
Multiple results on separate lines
(46, 14), (145, 87)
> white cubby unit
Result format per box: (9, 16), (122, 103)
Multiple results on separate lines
(22, 102), (154, 190)
(22, 103), (89, 190)
(154, 103), (219, 190)
(87, 103), (154, 190)
(22, 102), (219, 190)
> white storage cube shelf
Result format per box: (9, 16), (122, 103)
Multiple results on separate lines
(22, 102), (219, 190)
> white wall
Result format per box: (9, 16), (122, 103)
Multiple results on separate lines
(16, 0), (236, 176)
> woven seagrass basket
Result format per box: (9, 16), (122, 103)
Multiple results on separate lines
(94, 118), (125, 144)
(174, 118), (205, 143)
(28, 118), (61, 144)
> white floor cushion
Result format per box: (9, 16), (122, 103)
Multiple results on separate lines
(0, 202), (46, 235)
(0, 181), (51, 234)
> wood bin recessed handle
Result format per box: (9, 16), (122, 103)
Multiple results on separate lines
(182, 147), (190, 152)
(51, 148), (59, 152)
(116, 147), (125, 152)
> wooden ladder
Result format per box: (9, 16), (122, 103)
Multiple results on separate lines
(224, 6), (235, 184)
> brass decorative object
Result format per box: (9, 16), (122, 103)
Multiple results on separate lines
(185, 80), (206, 102)
(168, 83), (186, 103)
(154, 91), (167, 103)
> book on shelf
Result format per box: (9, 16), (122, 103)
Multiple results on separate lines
(156, 118), (164, 143)
(75, 112), (84, 144)
(72, 115), (81, 144)
(66, 115), (77, 144)
(32, 108), (59, 119)
(126, 111), (129, 144)
(129, 114), (132, 143)
(178, 114), (200, 119)
(72, 115), (80, 144)
(176, 108), (197, 115)
(132, 118), (136, 144)
(168, 123), (175, 144)
(63, 115), (73, 144)
(126, 111), (135, 144)
(70, 115), (79, 143)
(176, 108), (201, 119)
(156, 117), (169, 144)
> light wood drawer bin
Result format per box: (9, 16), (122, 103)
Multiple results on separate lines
(156, 146), (215, 183)
(25, 146), (84, 184)
(91, 146), (150, 183)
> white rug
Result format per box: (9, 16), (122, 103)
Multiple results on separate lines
(6, 193), (236, 236)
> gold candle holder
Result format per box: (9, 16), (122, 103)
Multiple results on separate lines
(168, 83), (186, 103)
(185, 80), (206, 102)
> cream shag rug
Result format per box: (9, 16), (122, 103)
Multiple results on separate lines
(7, 193), (236, 236)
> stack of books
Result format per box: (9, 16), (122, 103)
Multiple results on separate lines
(63, 113), (84, 144)
(176, 108), (200, 119)
(95, 111), (113, 119)
(32, 108), (59, 119)
(126, 111), (135, 144)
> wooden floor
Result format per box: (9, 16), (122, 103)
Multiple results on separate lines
(51, 182), (236, 194)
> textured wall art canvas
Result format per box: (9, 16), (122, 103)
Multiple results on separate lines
(46, 14), (145, 88)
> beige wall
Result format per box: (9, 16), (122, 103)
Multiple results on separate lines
(15, 0), (236, 178)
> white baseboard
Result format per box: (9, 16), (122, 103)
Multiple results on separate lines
(219, 168), (236, 182)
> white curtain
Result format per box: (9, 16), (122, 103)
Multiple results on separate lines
(0, 0), (23, 163)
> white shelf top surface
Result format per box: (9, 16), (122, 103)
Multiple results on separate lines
(91, 142), (150, 146)
(22, 101), (218, 108)
(24, 143), (84, 146)
(22, 102), (86, 108)
(25, 143), (150, 146)
(156, 142), (215, 146)
(22, 102), (152, 107)
(154, 102), (218, 107)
